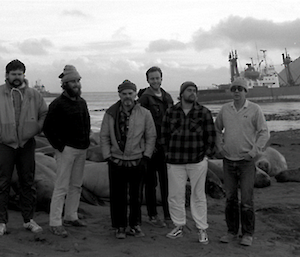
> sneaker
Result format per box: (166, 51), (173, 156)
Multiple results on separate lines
(115, 227), (126, 239)
(0, 223), (6, 236)
(166, 226), (183, 239)
(127, 225), (145, 238)
(148, 216), (166, 228)
(63, 219), (87, 227)
(220, 233), (238, 243)
(49, 226), (68, 237)
(23, 219), (43, 233)
(240, 235), (253, 246)
(198, 229), (209, 244)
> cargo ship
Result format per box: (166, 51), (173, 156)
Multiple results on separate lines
(32, 80), (60, 98)
(197, 49), (300, 103)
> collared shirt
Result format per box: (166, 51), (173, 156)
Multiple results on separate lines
(215, 99), (270, 160)
(110, 103), (140, 167)
(118, 104), (131, 151)
(161, 101), (216, 164)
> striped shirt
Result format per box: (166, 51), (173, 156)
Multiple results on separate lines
(161, 102), (216, 164)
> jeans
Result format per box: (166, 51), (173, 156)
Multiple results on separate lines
(223, 158), (256, 236)
(108, 161), (144, 228)
(167, 159), (208, 230)
(49, 146), (87, 226)
(0, 139), (36, 224)
(144, 146), (170, 219)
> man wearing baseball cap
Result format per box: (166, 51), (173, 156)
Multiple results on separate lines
(43, 65), (91, 237)
(100, 80), (156, 239)
(215, 77), (269, 246)
(161, 81), (216, 244)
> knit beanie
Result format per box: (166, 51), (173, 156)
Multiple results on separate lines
(118, 80), (137, 93)
(231, 77), (248, 92)
(180, 81), (198, 95)
(59, 65), (81, 83)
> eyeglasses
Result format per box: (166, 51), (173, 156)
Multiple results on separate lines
(230, 86), (245, 92)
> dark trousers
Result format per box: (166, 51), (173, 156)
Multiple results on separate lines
(0, 138), (36, 224)
(223, 158), (256, 236)
(108, 162), (144, 228)
(145, 147), (170, 219)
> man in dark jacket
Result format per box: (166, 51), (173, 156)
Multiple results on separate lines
(138, 66), (173, 227)
(43, 65), (90, 237)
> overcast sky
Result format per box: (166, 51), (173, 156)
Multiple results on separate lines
(1, 0), (300, 92)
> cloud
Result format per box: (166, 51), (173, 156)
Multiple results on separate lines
(18, 38), (54, 55)
(146, 39), (187, 52)
(62, 10), (89, 18)
(112, 27), (130, 41)
(87, 41), (132, 51)
(0, 44), (8, 53)
(192, 16), (300, 52)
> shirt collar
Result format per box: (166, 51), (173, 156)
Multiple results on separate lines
(175, 101), (202, 110)
(230, 99), (249, 110)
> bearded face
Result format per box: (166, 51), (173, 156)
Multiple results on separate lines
(63, 79), (82, 97)
(119, 89), (136, 109)
(181, 86), (197, 103)
(6, 69), (25, 88)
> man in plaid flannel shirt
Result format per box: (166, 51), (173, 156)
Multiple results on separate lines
(161, 81), (216, 244)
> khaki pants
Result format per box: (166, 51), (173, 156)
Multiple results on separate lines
(167, 159), (208, 230)
(49, 146), (86, 227)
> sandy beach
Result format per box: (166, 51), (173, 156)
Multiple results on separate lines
(1, 129), (300, 257)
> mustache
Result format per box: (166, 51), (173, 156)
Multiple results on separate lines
(124, 98), (133, 101)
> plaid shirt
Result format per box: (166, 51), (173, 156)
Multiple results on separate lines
(161, 102), (216, 164)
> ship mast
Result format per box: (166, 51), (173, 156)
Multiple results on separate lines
(260, 49), (268, 75)
(282, 48), (295, 87)
(229, 50), (239, 82)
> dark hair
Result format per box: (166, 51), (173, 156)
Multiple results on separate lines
(6, 59), (26, 74)
(146, 66), (162, 80)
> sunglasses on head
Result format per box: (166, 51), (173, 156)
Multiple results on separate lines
(230, 86), (245, 92)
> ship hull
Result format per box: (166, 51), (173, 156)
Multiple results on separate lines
(197, 86), (300, 103)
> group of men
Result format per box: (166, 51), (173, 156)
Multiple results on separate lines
(0, 59), (269, 247)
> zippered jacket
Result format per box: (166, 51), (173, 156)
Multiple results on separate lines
(0, 81), (47, 149)
(100, 100), (156, 161)
(138, 87), (173, 145)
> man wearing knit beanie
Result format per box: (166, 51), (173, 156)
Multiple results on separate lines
(179, 81), (198, 96)
(100, 80), (156, 239)
(59, 65), (82, 97)
(161, 81), (216, 244)
(43, 65), (90, 237)
(118, 79), (137, 93)
(216, 76), (269, 246)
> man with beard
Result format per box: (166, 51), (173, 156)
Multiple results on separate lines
(100, 80), (156, 239)
(0, 59), (47, 236)
(161, 81), (216, 244)
(43, 65), (90, 237)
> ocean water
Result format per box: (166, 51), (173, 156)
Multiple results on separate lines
(44, 91), (300, 132)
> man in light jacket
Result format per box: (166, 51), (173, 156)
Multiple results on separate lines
(0, 60), (47, 236)
(100, 80), (156, 239)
